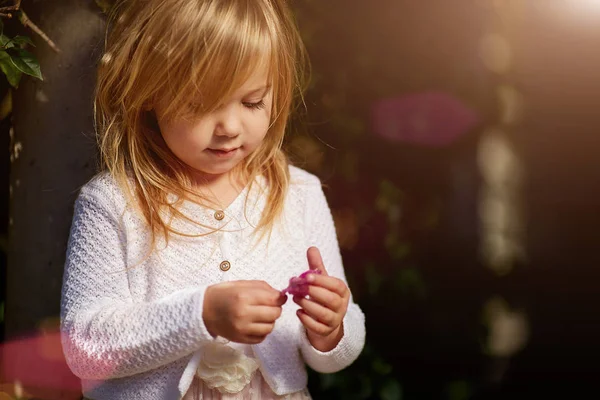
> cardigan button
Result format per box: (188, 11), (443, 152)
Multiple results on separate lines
(214, 210), (225, 221)
(219, 260), (231, 271)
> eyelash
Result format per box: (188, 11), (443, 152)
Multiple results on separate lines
(187, 100), (266, 113)
(243, 100), (266, 111)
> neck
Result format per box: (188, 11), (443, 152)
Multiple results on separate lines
(189, 169), (247, 210)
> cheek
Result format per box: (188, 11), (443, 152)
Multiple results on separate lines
(160, 120), (209, 153)
(248, 118), (270, 146)
(251, 109), (272, 139)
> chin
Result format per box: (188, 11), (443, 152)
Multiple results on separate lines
(203, 168), (234, 176)
(193, 163), (239, 177)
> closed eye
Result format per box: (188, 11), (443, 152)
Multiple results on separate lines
(243, 100), (266, 111)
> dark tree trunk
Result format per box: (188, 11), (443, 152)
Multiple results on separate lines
(4, 0), (105, 397)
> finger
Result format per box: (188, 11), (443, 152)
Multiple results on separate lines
(296, 309), (334, 337)
(306, 274), (348, 298)
(293, 296), (339, 327)
(250, 305), (283, 323)
(255, 280), (277, 291)
(242, 280), (284, 301)
(250, 289), (288, 306)
(247, 322), (275, 337)
(243, 335), (268, 344)
(307, 247), (328, 276)
(306, 285), (343, 311)
(233, 280), (268, 289)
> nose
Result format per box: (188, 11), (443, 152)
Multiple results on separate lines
(214, 104), (241, 138)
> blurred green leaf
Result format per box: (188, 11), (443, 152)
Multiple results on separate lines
(389, 242), (411, 260)
(381, 180), (403, 201)
(309, 342), (402, 400)
(319, 372), (340, 390)
(16, 9), (26, 23)
(8, 48), (43, 80)
(384, 229), (398, 249)
(330, 114), (364, 139)
(384, 229), (410, 260)
(0, 34), (34, 50)
(446, 380), (472, 400)
(371, 356), (393, 375)
(0, 34), (14, 49)
(379, 379), (403, 400)
(0, 51), (22, 88)
(376, 195), (389, 212)
(10, 35), (36, 48)
(388, 204), (402, 224)
(395, 267), (427, 298)
(365, 263), (383, 296)
(423, 200), (441, 229)
(357, 373), (373, 399)
(377, 180), (403, 212)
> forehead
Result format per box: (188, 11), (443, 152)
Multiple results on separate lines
(232, 62), (271, 96)
(157, 43), (275, 120)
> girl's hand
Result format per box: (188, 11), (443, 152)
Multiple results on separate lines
(294, 247), (350, 352)
(203, 280), (287, 344)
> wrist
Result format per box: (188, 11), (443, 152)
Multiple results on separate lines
(307, 323), (344, 352)
(202, 286), (218, 338)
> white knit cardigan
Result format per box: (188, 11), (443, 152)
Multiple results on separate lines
(60, 166), (366, 400)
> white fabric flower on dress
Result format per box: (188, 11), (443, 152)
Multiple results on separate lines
(196, 341), (259, 394)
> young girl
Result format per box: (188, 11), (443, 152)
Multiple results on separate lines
(59, 0), (366, 399)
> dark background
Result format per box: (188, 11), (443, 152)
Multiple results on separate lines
(2, 1), (600, 399)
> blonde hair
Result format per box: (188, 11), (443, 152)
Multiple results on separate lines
(94, 0), (309, 248)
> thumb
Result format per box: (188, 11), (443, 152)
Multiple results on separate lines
(307, 246), (328, 276)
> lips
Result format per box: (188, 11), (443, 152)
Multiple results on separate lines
(207, 147), (240, 158)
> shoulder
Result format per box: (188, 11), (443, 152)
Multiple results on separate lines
(76, 171), (129, 217)
(286, 165), (328, 209)
(288, 165), (322, 189)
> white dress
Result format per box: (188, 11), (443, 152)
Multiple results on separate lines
(63, 167), (366, 400)
(183, 342), (312, 400)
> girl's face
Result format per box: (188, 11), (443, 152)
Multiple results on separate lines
(155, 67), (272, 183)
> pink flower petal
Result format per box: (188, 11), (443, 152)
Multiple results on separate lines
(281, 269), (322, 296)
(1, 330), (83, 396)
(371, 91), (479, 146)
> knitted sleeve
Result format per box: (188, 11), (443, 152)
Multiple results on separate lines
(298, 174), (366, 373)
(60, 182), (214, 380)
